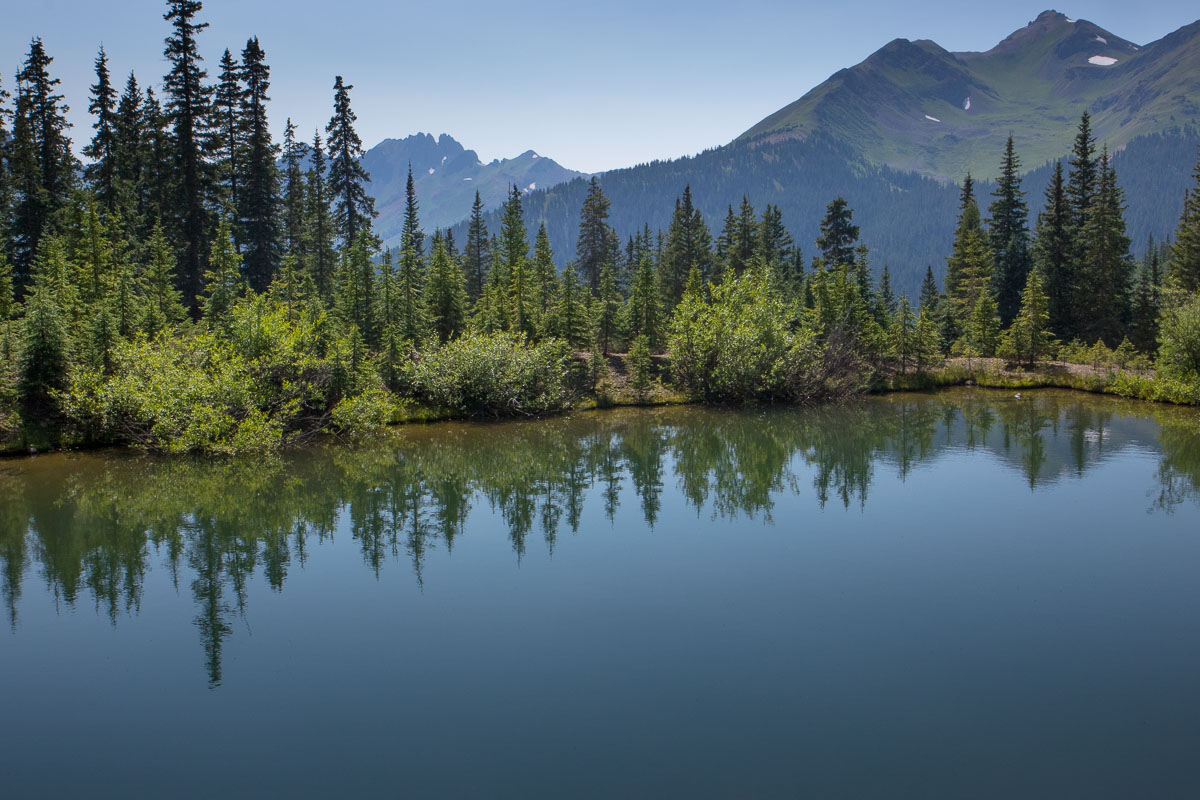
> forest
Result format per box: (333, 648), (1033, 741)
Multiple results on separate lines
(3, 1), (1200, 454)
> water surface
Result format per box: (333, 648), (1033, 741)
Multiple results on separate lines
(2, 390), (1199, 797)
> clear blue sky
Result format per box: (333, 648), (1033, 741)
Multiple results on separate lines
(3, 1), (1197, 173)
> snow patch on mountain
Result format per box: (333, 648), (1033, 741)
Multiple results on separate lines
(1088, 55), (1118, 66)
(963, 97), (971, 111)
(924, 114), (941, 123)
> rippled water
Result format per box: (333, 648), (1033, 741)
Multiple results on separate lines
(2, 389), (1199, 797)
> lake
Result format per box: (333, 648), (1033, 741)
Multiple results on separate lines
(2, 389), (1199, 798)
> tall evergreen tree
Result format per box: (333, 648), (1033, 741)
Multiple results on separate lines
(576, 176), (612, 292)
(919, 265), (940, 312)
(945, 191), (993, 326)
(326, 76), (375, 247)
(625, 252), (664, 350)
(211, 48), (244, 228)
(280, 118), (308, 259)
(9, 37), (76, 286)
(1168, 148), (1200, 292)
(758, 203), (793, 271)
(729, 195), (759, 274)
(237, 37), (279, 290)
(83, 46), (118, 210)
(1034, 161), (1074, 340)
(396, 173), (427, 343)
(816, 197), (858, 268)
(531, 223), (558, 334)
(304, 131), (336, 302)
(110, 72), (145, 225)
(140, 87), (174, 236)
(660, 185), (713, 306)
(500, 186), (534, 336)
(1077, 147), (1133, 345)
(142, 222), (186, 338)
(335, 229), (377, 343)
(464, 190), (490, 303)
(163, 0), (215, 314)
(988, 135), (1031, 326)
(1066, 112), (1097, 232)
(424, 235), (467, 343)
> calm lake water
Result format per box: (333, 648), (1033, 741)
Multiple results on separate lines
(2, 389), (1200, 798)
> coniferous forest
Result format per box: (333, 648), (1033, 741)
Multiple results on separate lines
(3, 2), (1200, 454)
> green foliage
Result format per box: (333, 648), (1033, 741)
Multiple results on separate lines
(668, 268), (835, 401)
(404, 331), (570, 416)
(1158, 292), (1200, 379)
(330, 388), (395, 438)
(626, 335), (653, 401)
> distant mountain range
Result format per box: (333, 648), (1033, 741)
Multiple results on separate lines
(407, 10), (1200, 297)
(361, 133), (585, 251)
(741, 10), (1200, 181)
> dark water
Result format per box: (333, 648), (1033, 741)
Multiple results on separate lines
(3, 389), (1200, 798)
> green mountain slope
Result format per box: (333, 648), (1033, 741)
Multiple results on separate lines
(740, 10), (1200, 180)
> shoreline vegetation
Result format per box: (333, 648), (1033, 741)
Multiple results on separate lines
(3, 4), (1200, 456)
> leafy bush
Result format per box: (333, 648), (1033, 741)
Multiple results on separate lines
(668, 268), (842, 401)
(403, 331), (571, 416)
(1158, 292), (1200, 379)
(330, 388), (395, 437)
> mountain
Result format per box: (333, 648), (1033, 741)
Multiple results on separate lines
(449, 10), (1200, 298)
(741, 10), (1200, 181)
(362, 133), (585, 250)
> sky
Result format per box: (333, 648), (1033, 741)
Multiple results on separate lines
(3, 1), (1198, 174)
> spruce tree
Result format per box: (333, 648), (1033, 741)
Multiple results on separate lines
(758, 203), (793, 272)
(334, 229), (377, 344)
(729, 196), (759, 274)
(305, 131), (337, 302)
(140, 87), (174, 237)
(464, 190), (490, 302)
(595, 262), (622, 354)
(1034, 161), (1074, 340)
(424, 236), (467, 343)
(625, 252), (663, 350)
(531, 224), (558, 335)
(876, 264), (897, 323)
(555, 265), (589, 348)
(201, 216), (243, 328)
(280, 119), (308, 259)
(919, 265), (940, 312)
(142, 223), (185, 338)
(1077, 147), (1133, 346)
(576, 176), (612, 292)
(111, 72), (145, 225)
(1128, 261), (1160, 354)
(499, 186), (534, 336)
(19, 246), (72, 414)
(660, 185), (713, 307)
(83, 46), (118, 210)
(1066, 112), (1097, 233)
(945, 194), (993, 327)
(1004, 268), (1051, 367)
(1168, 148), (1200, 292)
(163, 0), (215, 314)
(9, 38), (76, 285)
(817, 197), (858, 268)
(326, 76), (375, 247)
(237, 37), (279, 291)
(988, 135), (1031, 326)
(212, 48), (244, 226)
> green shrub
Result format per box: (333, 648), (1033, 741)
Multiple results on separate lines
(1158, 292), (1200, 379)
(403, 331), (570, 416)
(329, 388), (395, 437)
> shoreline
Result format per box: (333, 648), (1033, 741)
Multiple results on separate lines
(4, 358), (1199, 459)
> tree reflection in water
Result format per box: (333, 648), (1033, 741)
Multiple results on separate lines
(2, 390), (1198, 685)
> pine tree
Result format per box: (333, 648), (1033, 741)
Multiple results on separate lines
(988, 135), (1031, 326)
(919, 265), (940, 312)
(555, 265), (590, 348)
(140, 87), (174, 236)
(395, 164), (426, 341)
(576, 176), (612, 292)
(1128, 260), (1160, 354)
(326, 76), (375, 247)
(464, 190), (490, 302)
(201, 216), (244, 328)
(280, 119), (308, 259)
(660, 185), (713, 307)
(1168, 148), (1200, 292)
(945, 194), (993, 327)
(111, 72), (145, 225)
(305, 131), (337, 302)
(729, 195), (759, 274)
(817, 197), (859, 268)
(1066, 112), (1097, 233)
(758, 203), (793, 272)
(595, 262), (622, 354)
(142, 223), (185, 338)
(1077, 147), (1133, 346)
(531, 224), (558, 336)
(889, 294), (917, 374)
(163, 0), (215, 314)
(625, 252), (663, 350)
(335, 229), (377, 344)
(716, 205), (736, 274)
(966, 290), (1000, 358)
(499, 186), (534, 336)
(424, 235), (467, 343)
(212, 48), (244, 226)
(1034, 161), (1074, 340)
(237, 37), (279, 291)
(19, 245), (73, 413)
(876, 264), (896, 323)
(1003, 268), (1052, 367)
(9, 38), (76, 286)
(83, 46), (118, 209)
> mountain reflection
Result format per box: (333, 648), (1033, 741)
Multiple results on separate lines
(2, 390), (1199, 685)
